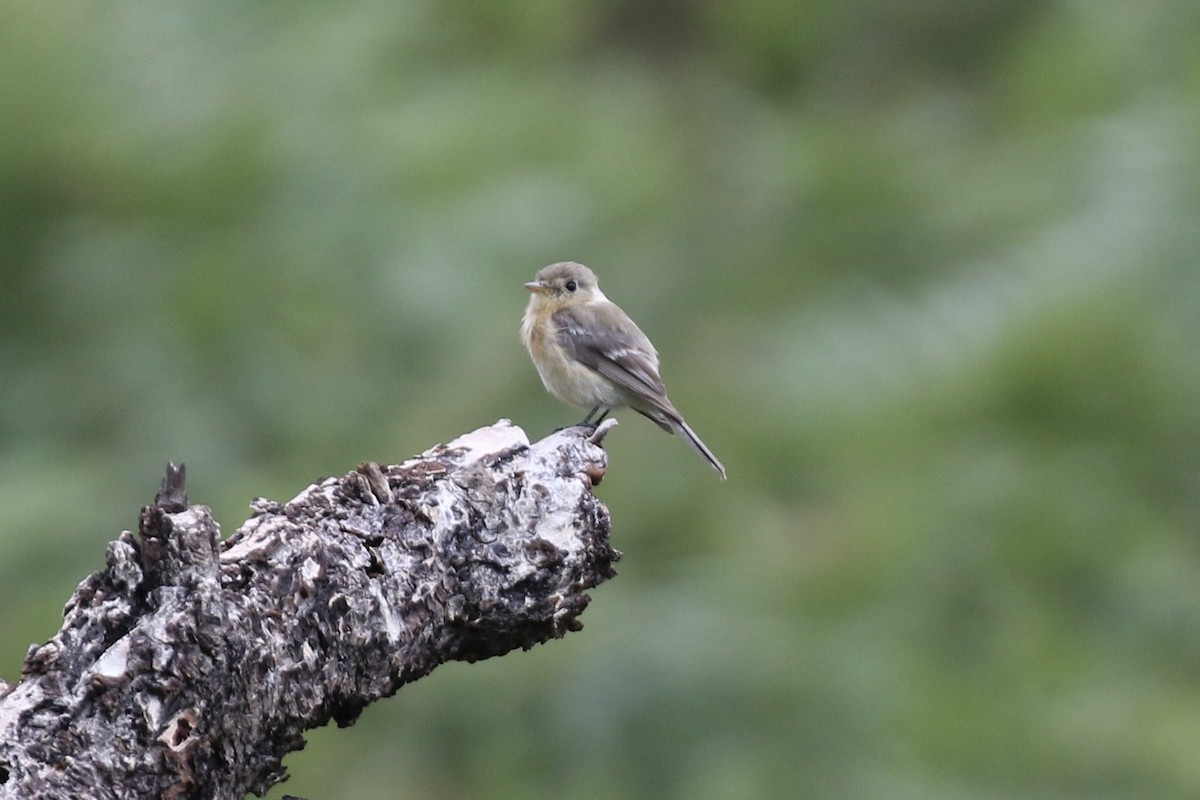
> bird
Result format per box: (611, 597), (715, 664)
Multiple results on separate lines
(521, 261), (726, 479)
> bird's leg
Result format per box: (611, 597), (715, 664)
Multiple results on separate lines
(579, 406), (609, 428)
(553, 406), (610, 433)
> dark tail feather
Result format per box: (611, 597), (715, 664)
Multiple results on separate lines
(634, 404), (727, 479)
(674, 417), (727, 479)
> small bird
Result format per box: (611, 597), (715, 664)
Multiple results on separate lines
(521, 261), (726, 479)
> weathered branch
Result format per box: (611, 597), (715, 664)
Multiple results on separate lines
(0, 420), (619, 799)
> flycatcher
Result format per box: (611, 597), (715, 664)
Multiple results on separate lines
(521, 261), (726, 479)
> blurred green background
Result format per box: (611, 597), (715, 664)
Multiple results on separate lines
(3, 1), (1200, 797)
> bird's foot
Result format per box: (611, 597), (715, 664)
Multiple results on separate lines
(553, 421), (598, 434)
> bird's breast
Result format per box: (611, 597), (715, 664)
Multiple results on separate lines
(522, 307), (624, 409)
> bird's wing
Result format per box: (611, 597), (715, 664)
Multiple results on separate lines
(553, 303), (668, 402)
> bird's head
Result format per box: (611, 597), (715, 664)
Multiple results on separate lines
(524, 262), (604, 309)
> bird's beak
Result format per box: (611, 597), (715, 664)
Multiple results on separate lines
(524, 281), (550, 294)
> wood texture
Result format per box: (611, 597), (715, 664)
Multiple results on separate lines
(0, 420), (619, 799)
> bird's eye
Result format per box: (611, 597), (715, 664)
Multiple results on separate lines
(565, 280), (577, 292)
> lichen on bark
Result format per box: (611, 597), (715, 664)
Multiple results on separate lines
(0, 420), (619, 800)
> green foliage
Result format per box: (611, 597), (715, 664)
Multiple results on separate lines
(2, 1), (1199, 797)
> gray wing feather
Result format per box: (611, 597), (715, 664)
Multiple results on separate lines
(553, 304), (670, 403)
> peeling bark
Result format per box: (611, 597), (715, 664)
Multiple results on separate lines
(0, 420), (619, 799)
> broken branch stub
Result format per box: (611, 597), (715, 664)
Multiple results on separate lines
(0, 419), (619, 800)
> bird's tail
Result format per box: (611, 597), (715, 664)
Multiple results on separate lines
(634, 402), (727, 479)
(674, 416), (727, 479)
